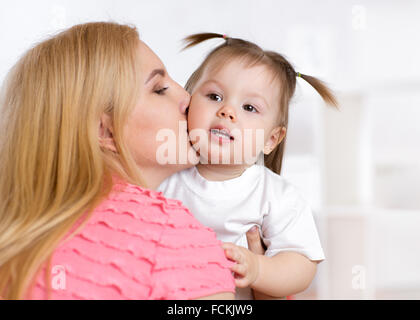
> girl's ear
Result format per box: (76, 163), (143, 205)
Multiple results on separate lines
(263, 126), (286, 155)
(99, 113), (117, 153)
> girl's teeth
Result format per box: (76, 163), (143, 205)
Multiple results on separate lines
(211, 129), (230, 138)
(215, 132), (228, 138)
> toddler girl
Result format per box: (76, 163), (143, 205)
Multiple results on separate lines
(158, 33), (337, 299)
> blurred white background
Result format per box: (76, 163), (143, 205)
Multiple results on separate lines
(1, 0), (419, 299)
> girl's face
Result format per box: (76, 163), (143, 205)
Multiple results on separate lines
(187, 59), (285, 165)
(124, 40), (198, 171)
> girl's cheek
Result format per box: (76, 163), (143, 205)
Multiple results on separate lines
(187, 112), (200, 132)
(190, 97), (203, 111)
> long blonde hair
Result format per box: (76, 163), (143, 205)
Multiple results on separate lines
(0, 22), (144, 299)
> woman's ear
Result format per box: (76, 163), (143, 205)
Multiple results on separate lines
(263, 126), (286, 155)
(99, 113), (117, 153)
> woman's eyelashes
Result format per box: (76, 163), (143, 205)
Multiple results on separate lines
(154, 86), (169, 95)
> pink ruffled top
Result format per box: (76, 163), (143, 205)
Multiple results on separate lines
(27, 180), (235, 300)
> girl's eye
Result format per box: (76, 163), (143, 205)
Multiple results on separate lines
(154, 87), (168, 95)
(243, 104), (258, 113)
(207, 93), (222, 102)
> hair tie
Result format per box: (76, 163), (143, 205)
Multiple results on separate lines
(222, 34), (228, 40)
(296, 72), (301, 78)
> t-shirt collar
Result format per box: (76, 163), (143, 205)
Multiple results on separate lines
(181, 164), (263, 199)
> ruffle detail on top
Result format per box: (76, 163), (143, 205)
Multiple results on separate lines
(29, 181), (235, 300)
(150, 263), (236, 300)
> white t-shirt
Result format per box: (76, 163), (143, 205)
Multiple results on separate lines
(157, 164), (325, 299)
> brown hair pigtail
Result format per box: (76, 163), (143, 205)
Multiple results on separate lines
(182, 33), (226, 50)
(298, 73), (338, 108)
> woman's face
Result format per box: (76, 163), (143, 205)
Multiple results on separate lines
(124, 40), (198, 172)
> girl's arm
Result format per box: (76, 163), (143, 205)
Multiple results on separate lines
(246, 229), (286, 300)
(223, 243), (317, 298)
(253, 291), (286, 300)
(224, 228), (318, 298)
(252, 251), (317, 297)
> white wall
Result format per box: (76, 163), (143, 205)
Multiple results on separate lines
(2, 0), (419, 89)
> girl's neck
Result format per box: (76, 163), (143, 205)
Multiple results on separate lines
(196, 163), (252, 181)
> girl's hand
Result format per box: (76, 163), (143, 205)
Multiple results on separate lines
(246, 226), (285, 299)
(222, 242), (260, 288)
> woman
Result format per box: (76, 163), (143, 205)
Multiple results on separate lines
(0, 22), (235, 300)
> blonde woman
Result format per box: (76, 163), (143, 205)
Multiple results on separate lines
(0, 22), (235, 300)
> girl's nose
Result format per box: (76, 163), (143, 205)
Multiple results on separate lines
(217, 105), (237, 122)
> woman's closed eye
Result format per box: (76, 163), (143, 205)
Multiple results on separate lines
(154, 86), (168, 95)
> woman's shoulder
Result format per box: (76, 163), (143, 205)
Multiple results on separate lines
(102, 180), (204, 228)
(100, 181), (235, 299)
(29, 180), (234, 300)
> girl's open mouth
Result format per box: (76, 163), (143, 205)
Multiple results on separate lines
(209, 128), (234, 143)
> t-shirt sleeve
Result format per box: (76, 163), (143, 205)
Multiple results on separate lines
(149, 203), (236, 300)
(261, 184), (325, 262)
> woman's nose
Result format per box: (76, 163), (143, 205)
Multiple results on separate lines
(178, 88), (191, 115)
(216, 105), (237, 122)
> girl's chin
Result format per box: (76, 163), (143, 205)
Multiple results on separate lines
(203, 153), (238, 165)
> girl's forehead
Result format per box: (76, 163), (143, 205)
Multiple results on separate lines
(206, 57), (277, 83)
(203, 58), (281, 97)
(206, 56), (259, 74)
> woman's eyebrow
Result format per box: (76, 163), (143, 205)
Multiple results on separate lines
(145, 69), (165, 84)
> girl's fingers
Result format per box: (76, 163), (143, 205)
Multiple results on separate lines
(224, 249), (233, 259)
(224, 246), (243, 264)
(235, 277), (251, 288)
(222, 242), (236, 250)
(231, 263), (246, 276)
(232, 250), (244, 264)
(225, 249), (239, 264)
